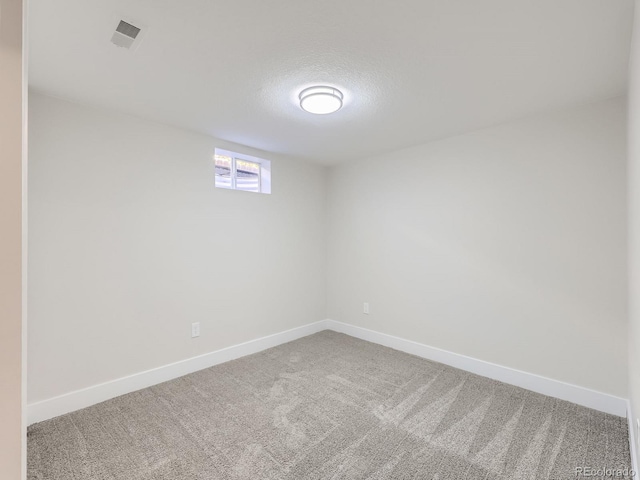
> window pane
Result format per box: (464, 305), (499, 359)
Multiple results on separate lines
(215, 154), (232, 188)
(235, 159), (261, 193)
(213, 148), (270, 194)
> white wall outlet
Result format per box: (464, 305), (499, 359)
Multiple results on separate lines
(191, 322), (200, 338)
(363, 302), (370, 314)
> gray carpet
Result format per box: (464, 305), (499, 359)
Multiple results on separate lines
(28, 331), (632, 479)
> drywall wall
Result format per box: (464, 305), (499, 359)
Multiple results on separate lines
(628, 0), (640, 459)
(28, 93), (327, 403)
(0, 0), (24, 478)
(327, 97), (627, 397)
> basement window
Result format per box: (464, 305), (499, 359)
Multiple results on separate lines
(214, 148), (271, 194)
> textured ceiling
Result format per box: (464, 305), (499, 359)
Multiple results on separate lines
(29, 0), (634, 164)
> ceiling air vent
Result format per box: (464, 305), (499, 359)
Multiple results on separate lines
(111, 20), (142, 49)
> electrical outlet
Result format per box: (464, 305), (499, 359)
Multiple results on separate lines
(363, 303), (370, 314)
(191, 322), (200, 338)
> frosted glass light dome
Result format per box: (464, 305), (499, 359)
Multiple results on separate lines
(299, 86), (343, 115)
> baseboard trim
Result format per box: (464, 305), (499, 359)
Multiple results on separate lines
(29, 318), (629, 425)
(27, 320), (329, 425)
(324, 320), (627, 417)
(628, 401), (639, 475)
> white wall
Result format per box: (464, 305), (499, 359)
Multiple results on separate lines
(29, 88), (628, 409)
(28, 93), (327, 404)
(0, 0), (24, 477)
(327, 98), (628, 397)
(628, 0), (640, 459)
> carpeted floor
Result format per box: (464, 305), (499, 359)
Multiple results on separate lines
(28, 330), (632, 479)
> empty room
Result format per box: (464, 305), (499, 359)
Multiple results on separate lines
(5, 0), (640, 478)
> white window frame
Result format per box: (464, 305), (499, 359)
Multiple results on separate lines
(214, 148), (271, 194)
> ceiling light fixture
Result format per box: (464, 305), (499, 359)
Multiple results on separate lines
(299, 86), (343, 115)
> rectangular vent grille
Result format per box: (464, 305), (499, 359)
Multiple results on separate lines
(115, 20), (141, 39)
(111, 20), (142, 49)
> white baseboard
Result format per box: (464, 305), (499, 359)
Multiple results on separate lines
(29, 318), (629, 426)
(628, 401), (639, 475)
(325, 319), (628, 417)
(27, 320), (329, 425)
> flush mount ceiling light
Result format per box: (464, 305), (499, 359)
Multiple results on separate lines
(299, 86), (344, 115)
